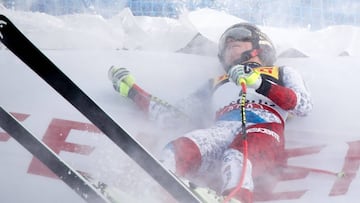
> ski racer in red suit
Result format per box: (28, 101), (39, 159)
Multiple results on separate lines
(108, 23), (312, 203)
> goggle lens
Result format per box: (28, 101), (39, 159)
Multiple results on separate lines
(219, 27), (253, 52)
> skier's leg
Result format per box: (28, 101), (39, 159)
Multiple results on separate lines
(221, 148), (254, 203)
(161, 137), (202, 176)
(221, 122), (285, 203)
(234, 122), (285, 177)
(160, 121), (241, 181)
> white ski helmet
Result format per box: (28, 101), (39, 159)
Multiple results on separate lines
(218, 23), (276, 68)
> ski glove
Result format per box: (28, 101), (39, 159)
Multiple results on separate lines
(227, 64), (262, 89)
(108, 66), (135, 97)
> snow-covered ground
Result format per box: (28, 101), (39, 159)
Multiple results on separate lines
(1, 6), (360, 203)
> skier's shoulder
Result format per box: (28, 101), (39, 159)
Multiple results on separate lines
(256, 65), (302, 79)
(212, 74), (229, 89)
(254, 65), (282, 80)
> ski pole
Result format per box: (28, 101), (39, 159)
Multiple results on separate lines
(224, 79), (249, 203)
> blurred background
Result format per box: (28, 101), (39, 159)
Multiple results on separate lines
(1, 0), (360, 29)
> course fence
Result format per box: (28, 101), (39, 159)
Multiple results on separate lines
(1, 0), (359, 29)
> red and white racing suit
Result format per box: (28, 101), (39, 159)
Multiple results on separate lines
(127, 63), (312, 203)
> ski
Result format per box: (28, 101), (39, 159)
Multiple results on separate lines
(182, 180), (242, 203)
(0, 107), (110, 203)
(0, 14), (201, 203)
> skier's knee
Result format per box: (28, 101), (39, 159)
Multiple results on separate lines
(161, 137), (201, 176)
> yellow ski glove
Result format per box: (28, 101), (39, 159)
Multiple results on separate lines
(108, 66), (135, 97)
(227, 64), (262, 89)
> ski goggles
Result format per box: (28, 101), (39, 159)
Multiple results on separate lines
(219, 26), (253, 53)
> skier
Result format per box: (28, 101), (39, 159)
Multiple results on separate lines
(108, 23), (312, 203)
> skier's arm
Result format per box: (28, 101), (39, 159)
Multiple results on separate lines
(172, 78), (215, 127)
(108, 66), (201, 128)
(255, 66), (313, 116)
(129, 84), (191, 128)
(227, 64), (312, 115)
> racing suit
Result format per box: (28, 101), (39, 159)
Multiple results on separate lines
(127, 62), (312, 203)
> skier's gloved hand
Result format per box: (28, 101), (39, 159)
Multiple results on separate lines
(227, 64), (262, 89)
(108, 66), (135, 97)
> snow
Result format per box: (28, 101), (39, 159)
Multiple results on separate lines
(1, 5), (360, 203)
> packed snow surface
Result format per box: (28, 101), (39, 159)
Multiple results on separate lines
(1, 6), (359, 203)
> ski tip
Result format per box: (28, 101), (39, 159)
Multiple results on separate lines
(0, 14), (9, 22)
